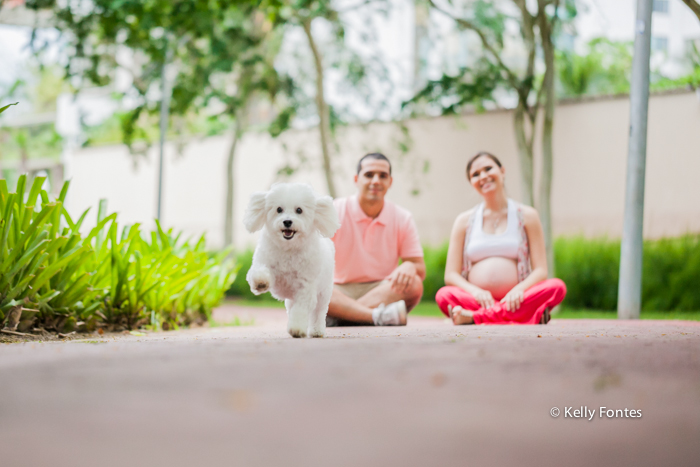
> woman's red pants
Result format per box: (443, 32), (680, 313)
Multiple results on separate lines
(435, 278), (567, 325)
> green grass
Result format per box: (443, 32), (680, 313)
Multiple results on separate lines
(225, 298), (700, 321)
(224, 297), (285, 308)
(209, 316), (256, 327)
(554, 309), (700, 321)
(408, 302), (700, 321)
(410, 302), (445, 317)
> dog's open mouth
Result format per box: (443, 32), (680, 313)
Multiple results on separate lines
(281, 229), (297, 240)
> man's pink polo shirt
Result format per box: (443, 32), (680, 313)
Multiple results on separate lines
(332, 196), (423, 284)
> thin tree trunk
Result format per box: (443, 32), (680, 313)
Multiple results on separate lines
(513, 104), (534, 206)
(512, 0), (537, 207)
(682, 0), (700, 22)
(301, 18), (337, 198)
(224, 108), (247, 247)
(537, 0), (557, 277)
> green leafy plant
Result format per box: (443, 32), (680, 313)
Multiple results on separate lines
(555, 236), (700, 311)
(557, 39), (633, 97)
(0, 175), (236, 334)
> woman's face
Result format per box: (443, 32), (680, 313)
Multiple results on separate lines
(468, 156), (505, 196)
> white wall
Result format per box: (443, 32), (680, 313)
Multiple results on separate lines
(65, 90), (700, 250)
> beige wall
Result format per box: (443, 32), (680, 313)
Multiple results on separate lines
(66, 90), (700, 249)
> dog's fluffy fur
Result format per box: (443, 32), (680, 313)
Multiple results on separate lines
(244, 183), (340, 338)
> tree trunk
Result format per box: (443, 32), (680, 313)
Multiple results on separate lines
(682, 0), (700, 22)
(513, 104), (534, 206)
(512, 0), (537, 207)
(537, 1), (557, 277)
(224, 108), (247, 247)
(302, 18), (337, 198)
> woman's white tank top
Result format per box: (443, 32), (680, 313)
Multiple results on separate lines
(465, 199), (520, 263)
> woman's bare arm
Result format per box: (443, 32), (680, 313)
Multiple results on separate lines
(444, 210), (473, 289)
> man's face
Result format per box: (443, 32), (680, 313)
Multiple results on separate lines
(354, 158), (392, 202)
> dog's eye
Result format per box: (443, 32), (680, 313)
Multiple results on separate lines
(277, 207), (283, 213)
(296, 208), (303, 214)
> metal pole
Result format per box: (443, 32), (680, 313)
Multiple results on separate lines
(157, 42), (172, 222)
(618, 0), (653, 320)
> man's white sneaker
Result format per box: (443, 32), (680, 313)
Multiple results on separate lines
(372, 300), (407, 326)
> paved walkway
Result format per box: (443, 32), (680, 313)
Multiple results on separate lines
(1, 304), (698, 467)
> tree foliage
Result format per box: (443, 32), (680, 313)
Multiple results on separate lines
(557, 39), (632, 97)
(406, 0), (574, 276)
(404, 58), (504, 114)
(24, 0), (289, 148)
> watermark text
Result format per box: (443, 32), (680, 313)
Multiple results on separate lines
(550, 406), (642, 420)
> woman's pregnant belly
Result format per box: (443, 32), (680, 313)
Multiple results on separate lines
(467, 257), (519, 301)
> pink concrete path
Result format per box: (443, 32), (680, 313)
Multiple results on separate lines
(0, 303), (698, 467)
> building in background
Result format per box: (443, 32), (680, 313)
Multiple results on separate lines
(575, 0), (700, 77)
(416, 0), (700, 86)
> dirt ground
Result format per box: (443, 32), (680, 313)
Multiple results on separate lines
(1, 303), (699, 467)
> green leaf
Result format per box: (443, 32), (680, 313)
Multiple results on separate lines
(0, 102), (18, 115)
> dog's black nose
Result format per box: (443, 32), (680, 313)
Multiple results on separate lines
(283, 220), (292, 228)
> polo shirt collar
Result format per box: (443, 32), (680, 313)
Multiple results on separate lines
(349, 195), (388, 225)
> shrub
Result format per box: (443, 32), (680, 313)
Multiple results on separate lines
(555, 236), (700, 311)
(641, 236), (700, 311)
(0, 175), (236, 333)
(554, 237), (620, 310)
(422, 243), (449, 302)
(227, 235), (700, 312)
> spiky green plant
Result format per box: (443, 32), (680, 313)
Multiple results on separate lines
(0, 176), (94, 332)
(0, 175), (236, 333)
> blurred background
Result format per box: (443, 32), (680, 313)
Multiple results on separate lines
(1, 0), (699, 311)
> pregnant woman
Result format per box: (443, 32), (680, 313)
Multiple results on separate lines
(436, 151), (566, 325)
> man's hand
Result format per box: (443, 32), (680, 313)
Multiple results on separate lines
(387, 261), (417, 294)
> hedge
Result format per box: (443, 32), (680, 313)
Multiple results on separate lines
(556, 236), (700, 311)
(228, 236), (700, 311)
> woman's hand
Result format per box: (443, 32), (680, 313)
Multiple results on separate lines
(472, 288), (496, 309)
(501, 286), (525, 312)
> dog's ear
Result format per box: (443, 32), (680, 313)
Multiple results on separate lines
(314, 195), (340, 238)
(243, 191), (268, 233)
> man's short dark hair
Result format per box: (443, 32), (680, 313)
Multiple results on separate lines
(357, 153), (392, 175)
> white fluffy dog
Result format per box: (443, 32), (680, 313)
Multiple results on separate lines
(244, 183), (340, 338)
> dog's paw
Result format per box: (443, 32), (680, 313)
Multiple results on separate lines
(309, 329), (325, 338)
(288, 326), (307, 338)
(253, 281), (269, 294)
(248, 270), (271, 295)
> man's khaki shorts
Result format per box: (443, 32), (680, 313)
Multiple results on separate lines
(334, 281), (385, 300)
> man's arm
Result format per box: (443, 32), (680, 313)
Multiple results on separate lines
(402, 257), (426, 280)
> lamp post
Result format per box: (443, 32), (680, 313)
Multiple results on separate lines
(618, 0), (653, 319)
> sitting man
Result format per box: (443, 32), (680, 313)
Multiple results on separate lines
(328, 153), (425, 326)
